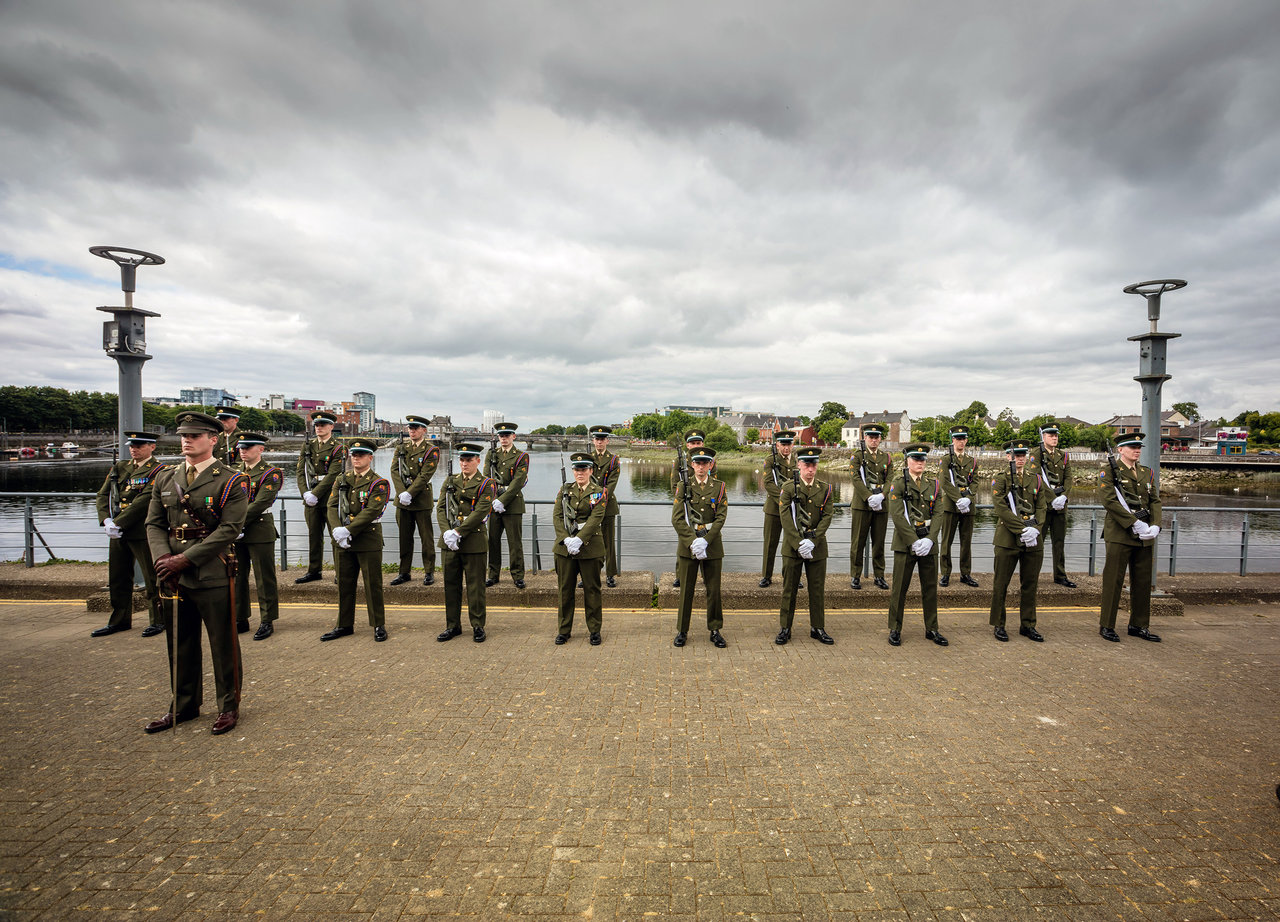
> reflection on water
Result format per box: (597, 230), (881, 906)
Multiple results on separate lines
(3, 451), (1279, 574)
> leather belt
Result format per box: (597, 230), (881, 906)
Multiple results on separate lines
(170, 525), (209, 540)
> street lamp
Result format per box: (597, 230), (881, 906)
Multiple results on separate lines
(92, 246), (164, 454)
(1123, 279), (1185, 485)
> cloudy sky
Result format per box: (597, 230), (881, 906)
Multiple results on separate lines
(3, 1), (1277, 429)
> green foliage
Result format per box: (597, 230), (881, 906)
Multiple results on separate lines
(746, 427), (760, 443)
(704, 423), (741, 453)
(1172, 401), (1201, 422)
(567, 424), (589, 436)
(813, 402), (848, 429)
(1017, 414), (1059, 442)
(628, 413), (665, 440)
(532, 424), (565, 435)
(0, 386), (117, 430)
(816, 418), (844, 445)
(1073, 424), (1115, 452)
(991, 420), (1017, 445)
(1232, 410), (1280, 447)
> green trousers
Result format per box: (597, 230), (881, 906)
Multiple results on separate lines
(235, 540), (279, 626)
(1044, 508), (1068, 581)
(555, 554), (603, 635)
(888, 549), (939, 632)
(108, 536), (161, 629)
(1100, 541), (1154, 631)
(938, 511), (974, 579)
(675, 556), (723, 632)
(487, 512), (525, 581)
(601, 515), (618, 579)
(396, 506), (435, 577)
(303, 502), (328, 575)
(779, 556), (826, 630)
(989, 543), (1043, 629)
(163, 583), (240, 717)
(851, 508), (888, 578)
(335, 547), (384, 629)
(442, 549), (487, 631)
(761, 513), (782, 580)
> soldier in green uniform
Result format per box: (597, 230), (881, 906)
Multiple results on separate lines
(389, 415), (440, 586)
(776, 446), (836, 645)
(1098, 432), (1164, 643)
(485, 422), (530, 589)
(214, 407), (243, 466)
(321, 438), (391, 642)
(937, 425), (980, 587)
(849, 423), (892, 590)
(295, 410), (347, 583)
(759, 430), (797, 587)
(671, 430), (718, 588)
(144, 411), (248, 736)
(1034, 425), (1076, 587)
(989, 439), (1048, 642)
(671, 446), (729, 648)
(886, 442), (947, 647)
(589, 425), (621, 587)
(436, 442), (497, 643)
(552, 452), (609, 644)
(92, 431), (166, 637)
(234, 433), (282, 640)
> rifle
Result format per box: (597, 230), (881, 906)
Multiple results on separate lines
(1105, 444), (1149, 522)
(444, 440), (460, 524)
(397, 429), (410, 487)
(859, 434), (884, 501)
(947, 438), (972, 500)
(789, 465), (808, 537)
(675, 442), (701, 532)
(769, 438), (780, 486)
(1037, 427), (1066, 497)
(337, 440), (353, 527)
(109, 441), (121, 517)
(559, 452), (578, 536)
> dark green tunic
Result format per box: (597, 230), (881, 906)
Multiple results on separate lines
(778, 475), (835, 630)
(887, 472), (943, 632)
(436, 471), (497, 631)
(1099, 460), (1163, 631)
(327, 468), (391, 629)
(297, 436), (347, 575)
(96, 457), (166, 629)
(849, 447), (892, 578)
(989, 465), (1048, 630)
(235, 460), (282, 627)
(672, 476), (729, 632)
(485, 445), (530, 581)
(146, 460), (248, 717)
(391, 438), (440, 577)
(937, 449), (978, 580)
(553, 481), (609, 634)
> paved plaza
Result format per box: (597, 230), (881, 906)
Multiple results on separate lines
(1, 598), (1278, 920)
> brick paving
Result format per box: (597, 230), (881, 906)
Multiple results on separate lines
(1, 599), (1277, 920)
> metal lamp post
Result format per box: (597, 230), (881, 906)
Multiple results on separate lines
(1122, 279), (1185, 485)
(92, 246), (165, 454)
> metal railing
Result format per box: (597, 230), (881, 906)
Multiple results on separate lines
(3, 493), (1277, 577)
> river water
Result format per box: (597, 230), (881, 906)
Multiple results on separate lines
(3, 447), (1278, 574)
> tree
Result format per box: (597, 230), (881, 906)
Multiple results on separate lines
(991, 420), (1016, 445)
(1074, 424), (1114, 452)
(816, 418), (844, 445)
(813, 402), (848, 429)
(705, 423), (741, 454)
(567, 424), (588, 436)
(965, 400), (989, 420)
(746, 427), (760, 444)
(629, 413), (665, 440)
(1017, 414), (1059, 442)
(661, 410), (700, 444)
(1172, 401), (1201, 422)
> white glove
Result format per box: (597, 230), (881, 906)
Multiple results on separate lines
(914, 537), (935, 557)
(237, 532), (245, 540)
(798, 538), (815, 559)
(690, 537), (709, 558)
(398, 491), (413, 507)
(332, 526), (351, 547)
(443, 529), (461, 551)
(956, 497), (971, 514)
(867, 493), (884, 512)
(1051, 494), (1067, 511)
(1020, 526), (1039, 546)
(492, 499), (505, 515)
(1144, 524), (1161, 540)
(303, 491), (318, 507)
(104, 521), (123, 540)
(1131, 521), (1146, 537)
(564, 536), (583, 555)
